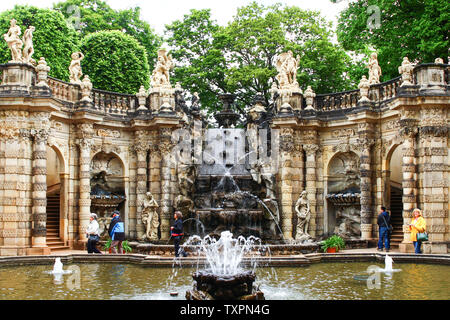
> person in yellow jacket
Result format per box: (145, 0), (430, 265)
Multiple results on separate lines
(408, 208), (426, 254)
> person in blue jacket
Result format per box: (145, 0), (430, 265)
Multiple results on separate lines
(108, 210), (125, 254)
(377, 206), (391, 252)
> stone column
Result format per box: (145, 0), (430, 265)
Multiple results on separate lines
(30, 128), (50, 250)
(134, 130), (149, 240)
(0, 112), (35, 256)
(358, 140), (375, 240)
(76, 124), (93, 247)
(277, 127), (294, 239)
(418, 107), (448, 253)
(159, 128), (174, 240)
(398, 120), (418, 251)
(303, 142), (319, 238)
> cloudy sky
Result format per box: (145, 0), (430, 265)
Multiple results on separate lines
(0, 0), (350, 34)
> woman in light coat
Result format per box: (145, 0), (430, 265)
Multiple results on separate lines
(408, 208), (426, 254)
(86, 213), (101, 254)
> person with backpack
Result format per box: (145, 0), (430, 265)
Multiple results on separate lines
(108, 210), (125, 254)
(377, 206), (392, 252)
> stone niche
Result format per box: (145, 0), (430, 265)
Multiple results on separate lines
(326, 152), (361, 239)
(89, 152), (126, 238)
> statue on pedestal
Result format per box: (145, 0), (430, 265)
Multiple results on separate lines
(4, 19), (23, 62)
(22, 26), (35, 65)
(151, 49), (173, 88)
(398, 57), (415, 86)
(275, 51), (300, 89)
(367, 52), (382, 84)
(69, 52), (84, 84)
(295, 191), (311, 240)
(141, 192), (159, 240)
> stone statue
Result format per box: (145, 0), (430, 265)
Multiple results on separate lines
(295, 191), (311, 240)
(151, 49), (173, 88)
(22, 26), (35, 65)
(191, 92), (200, 112)
(275, 51), (300, 88)
(334, 207), (361, 239)
(398, 57), (415, 86)
(3, 19), (23, 62)
(367, 52), (382, 84)
(358, 75), (370, 103)
(69, 52), (84, 84)
(141, 192), (159, 240)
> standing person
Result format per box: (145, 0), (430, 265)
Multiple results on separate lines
(108, 210), (125, 254)
(408, 208), (426, 254)
(86, 213), (101, 254)
(377, 206), (391, 252)
(171, 211), (188, 257)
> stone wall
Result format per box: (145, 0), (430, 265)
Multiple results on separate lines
(0, 54), (449, 255)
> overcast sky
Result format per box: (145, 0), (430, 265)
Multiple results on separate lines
(0, 0), (350, 34)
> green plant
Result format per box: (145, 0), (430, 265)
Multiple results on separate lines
(103, 238), (112, 252)
(320, 235), (345, 253)
(122, 240), (132, 253)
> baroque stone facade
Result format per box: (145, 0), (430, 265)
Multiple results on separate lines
(0, 21), (449, 255)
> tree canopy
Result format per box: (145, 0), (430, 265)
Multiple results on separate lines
(165, 2), (352, 114)
(334, 0), (450, 81)
(0, 5), (79, 81)
(53, 0), (162, 72)
(80, 30), (150, 94)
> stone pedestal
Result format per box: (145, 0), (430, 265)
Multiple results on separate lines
(0, 63), (35, 94)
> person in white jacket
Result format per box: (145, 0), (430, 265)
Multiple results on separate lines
(86, 213), (101, 254)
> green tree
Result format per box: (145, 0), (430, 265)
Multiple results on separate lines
(166, 2), (352, 114)
(53, 0), (162, 72)
(0, 5), (79, 81)
(80, 30), (149, 94)
(334, 0), (450, 81)
(165, 9), (229, 113)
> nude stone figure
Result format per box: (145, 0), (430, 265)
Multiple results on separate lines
(141, 192), (160, 240)
(295, 191), (311, 240)
(4, 19), (23, 62)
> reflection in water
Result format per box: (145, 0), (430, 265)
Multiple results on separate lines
(0, 262), (449, 300)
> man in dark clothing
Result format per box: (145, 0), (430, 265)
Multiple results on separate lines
(377, 206), (391, 252)
(171, 211), (188, 257)
(108, 210), (125, 254)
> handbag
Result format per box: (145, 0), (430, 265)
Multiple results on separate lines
(89, 234), (100, 242)
(381, 214), (393, 233)
(417, 232), (428, 242)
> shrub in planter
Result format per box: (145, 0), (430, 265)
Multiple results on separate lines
(320, 235), (345, 253)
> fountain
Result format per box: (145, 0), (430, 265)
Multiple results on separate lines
(46, 257), (72, 284)
(378, 255), (401, 273)
(185, 231), (265, 300)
